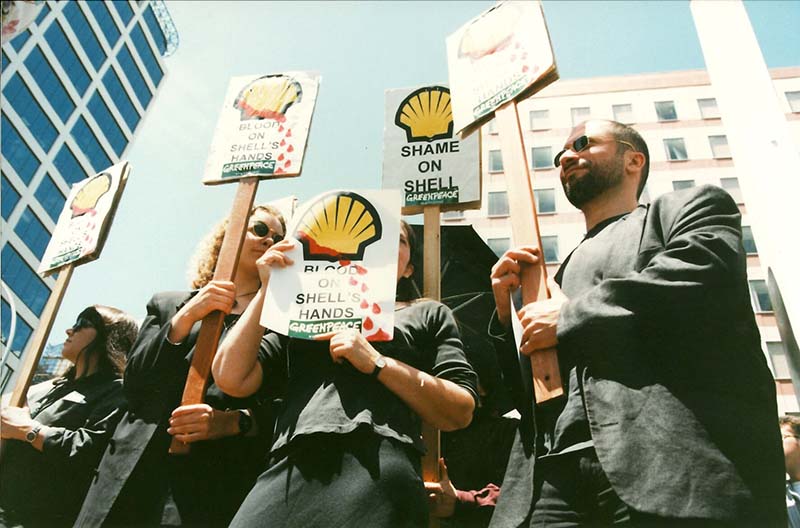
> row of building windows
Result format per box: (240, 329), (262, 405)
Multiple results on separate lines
(2, 74), (59, 151)
(0, 244), (51, 317)
(63, 1), (107, 72)
(488, 134), (731, 173)
(44, 20), (91, 96)
(490, 92), (800, 133)
(25, 46), (76, 122)
(71, 116), (112, 171)
(1, 298), (33, 358)
(1, 113), (40, 184)
(13, 207), (51, 260)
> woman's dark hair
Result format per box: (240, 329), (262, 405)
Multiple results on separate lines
(64, 305), (138, 380)
(396, 220), (422, 303)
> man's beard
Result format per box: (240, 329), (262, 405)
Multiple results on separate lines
(561, 155), (624, 208)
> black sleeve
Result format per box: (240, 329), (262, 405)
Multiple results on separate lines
(256, 331), (289, 398)
(427, 302), (479, 405)
(557, 185), (745, 357)
(40, 382), (127, 467)
(123, 293), (192, 408)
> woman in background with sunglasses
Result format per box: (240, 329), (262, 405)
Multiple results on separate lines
(74, 204), (287, 528)
(0, 305), (138, 527)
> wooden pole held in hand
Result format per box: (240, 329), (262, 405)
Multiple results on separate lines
(495, 101), (564, 403)
(169, 178), (259, 454)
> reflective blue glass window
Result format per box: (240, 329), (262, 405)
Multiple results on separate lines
(143, 5), (167, 55)
(24, 47), (75, 123)
(1, 114), (40, 184)
(71, 117), (111, 171)
(86, 1), (120, 47)
(44, 22), (91, 95)
(2, 51), (9, 71)
(111, 0), (134, 25)
(102, 67), (140, 131)
(131, 24), (163, 85)
(87, 93), (127, 156)
(1, 174), (21, 220)
(34, 175), (66, 222)
(35, 3), (51, 25)
(9, 29), (31, 51)
(54, 145), (87, 185)
(1, 244), (51, 315)
(117, 45), (151, 107)
(2, 74), (58, 151)
(14, 207), (51, 260)
(63, 2), (106, 71)
(1, 298), (34, 356)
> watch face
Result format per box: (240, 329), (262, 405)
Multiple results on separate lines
(376, 357), (387, 369)
(238, 411), (253, 435)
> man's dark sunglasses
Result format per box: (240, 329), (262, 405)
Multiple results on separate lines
(250, 221), (284, 244)
(71, 317), (97, 332)
(554, 135), (636, 168)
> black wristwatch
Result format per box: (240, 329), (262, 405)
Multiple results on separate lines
(371, 356), (387, 378)
(237, 410), (253, 436)
(26, 422), (42, 443)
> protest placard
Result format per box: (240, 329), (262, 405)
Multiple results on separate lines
(446, 0), (557, 138)
(38, 161), (129, 276)
(383, 84), (481, 214)
(262, 190), (401, 341)
(203, 71), (320, 184)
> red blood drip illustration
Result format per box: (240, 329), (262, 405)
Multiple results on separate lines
(361, 283), (369, 293)
(372, 303), (381, 314)
(339, 260), (351, 266)
(278, 153), (285, 161)
(278, 125), (284, 133)
(349, 277), (358, 286)
(360, 299), (369, 309)
(286, 129), (293, 138)
(284, 160), (292, 169)
(355, 265), (368, 275)
(280, 139), (286, 147)
(363, 317), (374, 331)
(287, 145), (294, 153)
(372, 328), (391, 341)
(522, 65), (529, 73)
(275, 167), (285, 174)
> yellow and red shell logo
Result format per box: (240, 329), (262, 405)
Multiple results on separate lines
(70, 173), (111, 218)
(457, 2), (522, 60)
(295, 192), (382, 262)
(394, 86), (453, 143)
(233, 74), (303, 122)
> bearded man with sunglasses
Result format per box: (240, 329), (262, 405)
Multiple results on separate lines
(488, 119), (785, 526)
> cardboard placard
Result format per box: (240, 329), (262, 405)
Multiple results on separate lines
(446, 0), (558, 138)
(262, 190), (401, 341)
(38, 161), (129, 276)
(382, 84), (481, 215)
(203, 72), (320, 184)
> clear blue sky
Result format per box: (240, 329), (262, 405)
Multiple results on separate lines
(51, 0), (800, 336)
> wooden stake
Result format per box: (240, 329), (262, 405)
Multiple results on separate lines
(422, 205), (441, 528)
(170, 178), (259, 454)
(8, 264), (75, 407)
(494, 101), (564, 403)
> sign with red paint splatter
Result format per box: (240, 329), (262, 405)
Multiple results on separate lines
(202, 72), (320, 184)
(261, 189), (401, 341)
(38, 161), (129, 276)
(446, 0), (558, 138)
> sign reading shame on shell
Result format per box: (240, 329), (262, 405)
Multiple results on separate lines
(203, 71), (320, 184)
(446, 0), (558, 138)
(383, 85), (481, 214)
(38, 161), (129, 276)
(262, 189), (401, 341)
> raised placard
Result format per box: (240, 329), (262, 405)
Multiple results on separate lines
(382, 84), (481, 215)
(38, 161), (129, 276)
(446, 0), (558, 137)
(262, 189), (401, 341)
(203, 72), (320, 184)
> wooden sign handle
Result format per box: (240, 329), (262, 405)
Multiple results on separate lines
(7, 264), (75, 408)
(421, 205), (441, 528)
(169, 178), (259, 454)
(494, 101), (564, 403)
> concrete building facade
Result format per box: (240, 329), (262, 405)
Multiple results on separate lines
(444, 67), (800, 414)
(1, 0), (177, 392)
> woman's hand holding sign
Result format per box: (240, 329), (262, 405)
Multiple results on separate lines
(314, 329), (381, 374)
(255, 239), (295, 285)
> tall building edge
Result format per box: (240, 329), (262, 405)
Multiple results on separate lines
(1, 0), (178, 392)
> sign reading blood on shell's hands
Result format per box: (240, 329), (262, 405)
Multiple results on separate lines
(38, 161), (128, 276)
(262, 190), (401, 341)
(203, 71), (320, 184)
(446, 0), (558, 137)
(382, 85), (480, 213)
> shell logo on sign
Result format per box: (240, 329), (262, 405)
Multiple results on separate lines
(457, 2), (522, 61)
(295, 192), (382, 262)
(394, 86), (454, 143)
(70, 173), (111, 218)
(233, 74), (303, 122)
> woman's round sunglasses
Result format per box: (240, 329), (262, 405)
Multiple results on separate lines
(554, 135), (636, 168)
(71, 316), (98, 332)
(250, 221), (284, 244)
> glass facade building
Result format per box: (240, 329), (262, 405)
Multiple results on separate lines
(1, 0), (177, 392)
